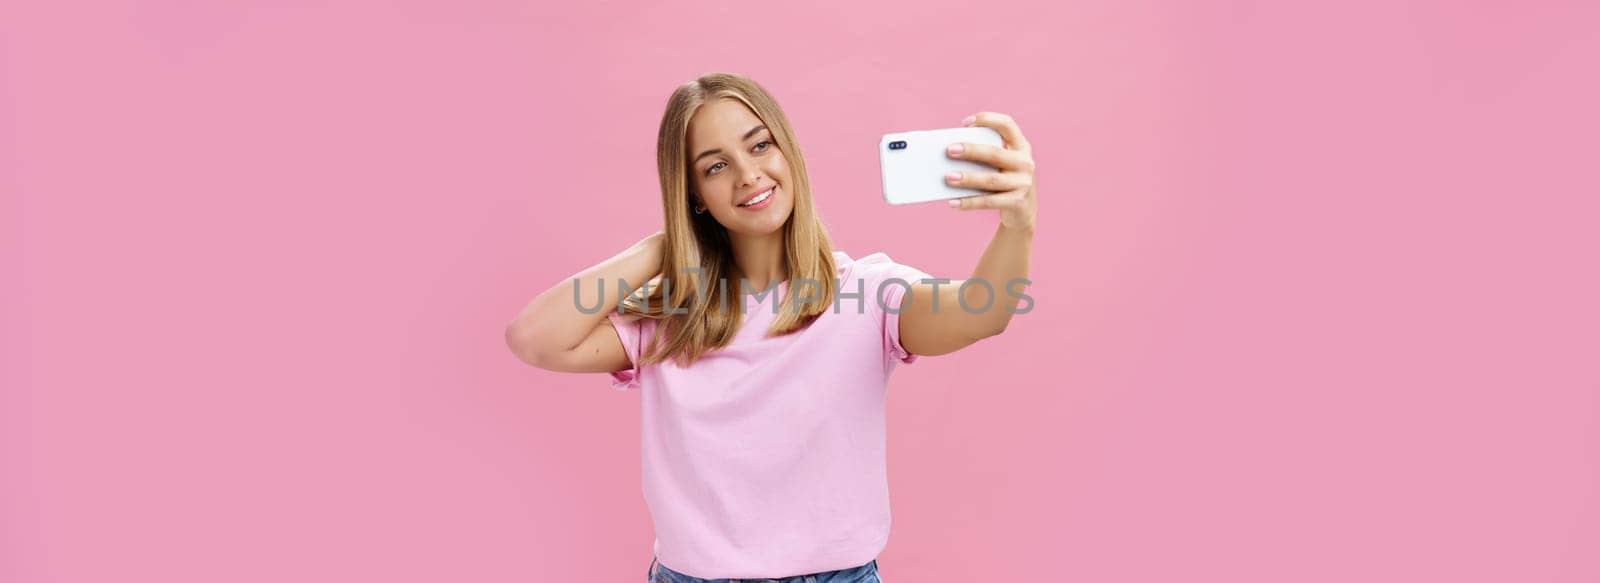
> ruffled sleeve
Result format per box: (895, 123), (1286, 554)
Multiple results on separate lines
(844, 251), (936, 365)
(605, 311), (650, 391)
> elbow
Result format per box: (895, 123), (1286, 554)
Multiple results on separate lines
(947, 322), (1006, 352)
(957, 287), (1011, 340)
(973, 318), (1011, 341)
(504, 322), (536, 366)
(505, 321), (556, 369)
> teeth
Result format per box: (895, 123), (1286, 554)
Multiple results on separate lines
(739, 187), (773, 207)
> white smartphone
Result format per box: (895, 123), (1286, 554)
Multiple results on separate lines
(879, 126), (1004, 205)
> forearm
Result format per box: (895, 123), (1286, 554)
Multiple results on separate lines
(963, 222), (1033, 334)
(505, 232), (662, 357)
(900, 110), (1039, 354)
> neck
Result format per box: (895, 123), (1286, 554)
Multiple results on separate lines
(728, 229), (787, 291)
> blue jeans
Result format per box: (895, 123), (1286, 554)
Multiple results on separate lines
(647, 556), (883, 583)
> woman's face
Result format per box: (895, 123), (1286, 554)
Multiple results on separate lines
(686, 97), (793, 237)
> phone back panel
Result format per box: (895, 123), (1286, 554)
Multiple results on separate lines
(879, 126), (1005, 205)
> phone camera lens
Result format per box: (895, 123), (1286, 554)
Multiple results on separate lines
(889, 140), (907, 150)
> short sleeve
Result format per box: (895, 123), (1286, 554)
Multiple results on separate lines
(605, 311), (649, 391)
(847, 252), (935, 365)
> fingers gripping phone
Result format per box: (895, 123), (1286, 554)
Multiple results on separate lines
(879, 126), (1004, 205)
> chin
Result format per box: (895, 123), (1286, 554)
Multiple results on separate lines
(728, 211), (790, 238)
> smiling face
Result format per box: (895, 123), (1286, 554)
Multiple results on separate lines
(686, 97), (794, 238)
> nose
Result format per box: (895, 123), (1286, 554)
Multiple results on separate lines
(738, 162), (764, 188)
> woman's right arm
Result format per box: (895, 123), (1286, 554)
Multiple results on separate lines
(505, 231), (664, 373)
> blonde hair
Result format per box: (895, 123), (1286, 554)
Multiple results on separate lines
(623, 72), (837, 366)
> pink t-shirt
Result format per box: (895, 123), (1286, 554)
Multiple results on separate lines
(606, 251), (932, 579)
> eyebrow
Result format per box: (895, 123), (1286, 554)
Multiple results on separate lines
(691, 125), (769, 166)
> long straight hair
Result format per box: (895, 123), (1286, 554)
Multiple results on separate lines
(623, 72), (837, 366)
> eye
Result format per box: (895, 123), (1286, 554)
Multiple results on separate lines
(705, 161), (726, 176)
(753, 140), (772, 153)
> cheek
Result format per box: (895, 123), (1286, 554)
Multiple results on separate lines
(768, 154), (792, 181)
(691, 176), (720, 201)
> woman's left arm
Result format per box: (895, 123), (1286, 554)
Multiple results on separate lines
(899, 111), (1037, 357)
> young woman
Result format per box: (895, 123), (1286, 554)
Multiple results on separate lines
(505, 72), (1037, 582)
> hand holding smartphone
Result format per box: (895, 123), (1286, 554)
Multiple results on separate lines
(879, 126), (1004, 205)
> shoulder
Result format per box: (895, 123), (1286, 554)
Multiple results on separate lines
(607, 308), (657, 338)
(833, 249), (929, 283)
(832, 250), (910, 280)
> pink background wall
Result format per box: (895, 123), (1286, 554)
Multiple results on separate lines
(4, 1), (1597, 581)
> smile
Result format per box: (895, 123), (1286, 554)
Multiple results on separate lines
(737, 186), (776, 209)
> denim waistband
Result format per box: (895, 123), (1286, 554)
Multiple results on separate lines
(647, 556), (879, 582)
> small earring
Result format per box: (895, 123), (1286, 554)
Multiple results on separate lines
(693, 205), (706, 214)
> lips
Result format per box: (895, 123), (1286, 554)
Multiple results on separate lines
(736, 185), (776, 208)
